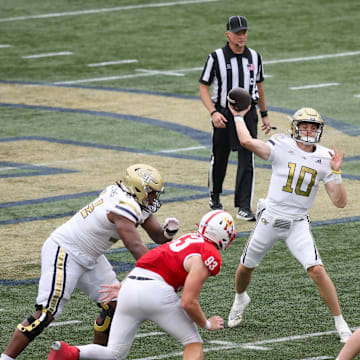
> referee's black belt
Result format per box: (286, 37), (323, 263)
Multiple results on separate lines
(128, 275), (153, 281)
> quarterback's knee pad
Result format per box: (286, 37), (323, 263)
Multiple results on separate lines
(17, 304), (52, 341)
(94, 302), (115, 334)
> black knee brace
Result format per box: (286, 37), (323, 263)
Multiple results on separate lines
(17, 304), (52, 341)
(94, 302), (115, 334)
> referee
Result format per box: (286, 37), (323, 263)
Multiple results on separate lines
(199, 15), (271, 221)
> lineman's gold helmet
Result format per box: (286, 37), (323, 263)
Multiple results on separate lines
(290, 107), (324, 144)
(121, 164), (164, 213)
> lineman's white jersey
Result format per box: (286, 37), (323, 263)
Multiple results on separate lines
(50, 185), (151, 268)
(266, 134), (334, 218)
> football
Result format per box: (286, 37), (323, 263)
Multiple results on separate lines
(227, 87), (252, 111)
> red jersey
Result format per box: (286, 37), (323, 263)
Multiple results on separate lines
(136, 232), (222, 292)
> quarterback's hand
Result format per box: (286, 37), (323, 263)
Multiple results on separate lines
(99, 283), (121, 304)
(163, 217), (180, 240)
(329, 145), (345, 172)
(229, 104), (251, 117)
(207, 315), (224, 331)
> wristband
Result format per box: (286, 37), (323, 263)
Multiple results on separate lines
(331, 169), (341, 174)
(260, 110), (268, 118)
(210, 110), (217, 116)
(204, 320), (211, 330)
(332, 173), (342, 184)
(234, 115), (245, 124)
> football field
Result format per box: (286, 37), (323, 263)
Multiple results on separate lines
(0, 1), (359, 359)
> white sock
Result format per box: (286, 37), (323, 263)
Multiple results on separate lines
(1, 354), (15, 360)
(334, 314), (345, 327)
(235, 291), (247, 302)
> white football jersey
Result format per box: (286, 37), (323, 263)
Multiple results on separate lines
(266, 134), (334, 218)
(51, 185), (151, 268)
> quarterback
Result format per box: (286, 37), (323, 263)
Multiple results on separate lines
(47, 210), (236, 360)
(227, 105), (352, 343)
(1, 164), (180, 360)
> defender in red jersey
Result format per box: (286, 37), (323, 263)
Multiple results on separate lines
(47, 210), (236, 360)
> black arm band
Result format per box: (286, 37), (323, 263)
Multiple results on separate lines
(260, 110), (268, 118)
(210, 110), (217, 116)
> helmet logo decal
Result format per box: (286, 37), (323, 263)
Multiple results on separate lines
(224, 217), (234, 237)
(137, 168), (157, 185)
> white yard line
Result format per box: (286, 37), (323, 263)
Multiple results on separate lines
(132, 328), (357, 360)
(88, 59), (138, 67)
(157, 146), (207, 153)
(54, 50), (360, 85)
(0, 44), (12, 48)
(263, 50), (360, 64)
(136, 69), (185, 77)
(289, 83), (340, 90)
(48, 320), (81, 327)
(54, 72), (159, 84)
(355, 94), (360, 98)
(22, 51), (73, 59)
(0, 0), (217, 22)
(294, 357), (333, 360)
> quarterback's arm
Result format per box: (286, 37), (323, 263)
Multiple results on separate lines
(231, 108), (271, 160)
(141, 215), (179, 244)
(324, 146), (347, 208)
(324, 180), (347, 208)
(181, 256), (224, 331)
(109, 212), (148, 260)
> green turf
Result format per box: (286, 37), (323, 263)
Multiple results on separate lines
(0, 0), (359, 359)
(1, 0), (360, 126)
(1, 223), (360, 359)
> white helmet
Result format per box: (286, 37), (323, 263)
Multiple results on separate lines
(198, 210), (236, 250)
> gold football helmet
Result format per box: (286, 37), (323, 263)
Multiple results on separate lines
(120, 164), (164, 213)
(290, 107), (324, 144)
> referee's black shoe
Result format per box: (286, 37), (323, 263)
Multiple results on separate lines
(209, 193), (224, 210)
(237, 208), (256, 221)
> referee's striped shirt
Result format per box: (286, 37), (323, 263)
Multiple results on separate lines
(199, 43), (264, 109)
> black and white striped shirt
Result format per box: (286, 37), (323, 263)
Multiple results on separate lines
(199, 43), (264, 108)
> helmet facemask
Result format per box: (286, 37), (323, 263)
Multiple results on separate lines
(142, 187), (163, 213)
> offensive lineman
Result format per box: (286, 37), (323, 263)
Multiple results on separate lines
(47, 210), (236, 360)
(1, 164), (180, 360)
(226, 105), (352, 343)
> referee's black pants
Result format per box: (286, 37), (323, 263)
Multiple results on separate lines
(209, 106), (258, 210)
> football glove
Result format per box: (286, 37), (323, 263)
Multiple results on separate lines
(163, 217), (180, 240)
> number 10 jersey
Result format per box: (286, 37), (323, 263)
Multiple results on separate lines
(266, 134), (335, 218)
